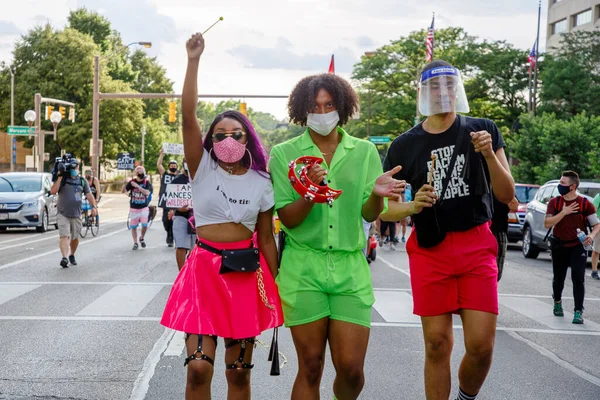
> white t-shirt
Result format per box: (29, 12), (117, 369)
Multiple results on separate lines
(191, 152), (275, 232)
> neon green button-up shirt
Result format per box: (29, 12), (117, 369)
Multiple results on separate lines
(269, 127), (386, 253)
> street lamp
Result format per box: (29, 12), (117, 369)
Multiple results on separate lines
(91, 41), (153, 179)
(50, 111), (62, 132)
(24, 110), (36, 127)
(364, 52), (376, 138)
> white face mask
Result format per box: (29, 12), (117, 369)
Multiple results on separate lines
(307, 110), (340, 136)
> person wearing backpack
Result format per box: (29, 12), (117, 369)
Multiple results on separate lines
(122, 166), (153, 250)
(50, 159), (98, 268)
(545, 171), (600, 324)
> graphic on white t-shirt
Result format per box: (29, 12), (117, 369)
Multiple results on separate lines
(427, 145), (470, 200)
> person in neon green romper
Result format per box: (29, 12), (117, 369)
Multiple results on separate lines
(269, 74), (404, 400)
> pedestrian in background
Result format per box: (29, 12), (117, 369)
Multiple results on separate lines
(157, 148), (179, 247)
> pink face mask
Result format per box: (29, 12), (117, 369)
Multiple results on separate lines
(213, 137), (247, 163)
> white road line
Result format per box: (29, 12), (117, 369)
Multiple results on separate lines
(0, 281), (173, 286)
(373, 291), (421, 323)
(372, 322), (600, 336)
(0, 316), (160, 321)
(504, 330), (600, 387)
(77, 285), (164, 316)
(0, 284), (41, 305)
(370, 288), (600, 302)
(0, 232), (44, 244)
(164, 330), (186, 357)
(0, 227), (128, 271)
(499, 296), (600, 331)
(0, 234), (58, 250)
(378, 256), (411, 277)
(129, 328), (175, 400)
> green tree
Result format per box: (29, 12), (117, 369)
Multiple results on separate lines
(349, 27), (529, 139)
(510, 113), (600, 184)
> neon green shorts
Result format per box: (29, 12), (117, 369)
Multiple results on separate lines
(275, 246), (375, 328)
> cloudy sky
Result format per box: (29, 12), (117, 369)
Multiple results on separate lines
(0, 0), (547, 120)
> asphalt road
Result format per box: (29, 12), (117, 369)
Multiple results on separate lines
(0, 194), (599, 399)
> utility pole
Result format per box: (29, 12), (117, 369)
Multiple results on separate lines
(141, 126), (146, 166)
(9, 69), (14, 172)
(92, 55), (100, 179)
(34, 93), (41, 172)
(532, 0), (541, 116)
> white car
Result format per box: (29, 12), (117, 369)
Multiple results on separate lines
(0, 172), (59, 232)
(522, 179), (600, 259)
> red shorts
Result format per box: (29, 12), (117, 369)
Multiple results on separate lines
(406, 223), (498, 316)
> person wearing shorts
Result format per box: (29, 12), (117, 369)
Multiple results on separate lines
(123, 166), (153, 250)
(50, 159), (97, 268)
(382, 60), (515, 400)
(269, 73), (403, 399)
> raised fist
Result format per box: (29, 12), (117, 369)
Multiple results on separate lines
(186, 33), (205, 60)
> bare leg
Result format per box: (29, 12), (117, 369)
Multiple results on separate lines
(458, 310), (496, 395)
(290, 318), (329, 400)
(592, 251), (599, 273)
(421, 314), (454, 400)
(70, 238), (79, 255)
(176, 248), (188, 270)
(59, 237), (70, 258)
(329, 320), (370, 400)
(224, 338), (255, 400)
(185, 335), (216, 400)
(131, 228), (138, 244)
(140, 226), (148, 240)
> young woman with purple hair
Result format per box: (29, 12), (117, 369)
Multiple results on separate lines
(161, 32), (283, 399)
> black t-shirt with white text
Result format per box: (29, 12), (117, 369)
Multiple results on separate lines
(158, 172), (178, 208)
(126, 179), (153, 210)
(383, 115), (506, 233)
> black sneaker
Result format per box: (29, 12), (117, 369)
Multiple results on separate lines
(68, 255), (77, 266)
(140, 238), (146, 248)
(60, 257), (69, 268)
(132, 243), (139, 250)
(592, 271), (600, 280)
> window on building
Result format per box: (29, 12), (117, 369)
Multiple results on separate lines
(574, 9), (593, 26)
(552, 19), (568, 34)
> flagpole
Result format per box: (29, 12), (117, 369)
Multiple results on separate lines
(527, 65), (533, 113)
(532, 0), (541, 116)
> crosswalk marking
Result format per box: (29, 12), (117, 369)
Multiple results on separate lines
(499, 296), (600, 331)
(373, 291), (421, 324)
(0, 284), (41, 306)
(77, 285), (163, 316)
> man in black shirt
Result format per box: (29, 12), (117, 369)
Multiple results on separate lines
(157, 149), (179, 247)
(490, 196), (518, 282)
(381, 60), (515, 400)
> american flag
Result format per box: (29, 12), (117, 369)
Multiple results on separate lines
(528, 40), (537, 71)
(425, 15), (435, 63)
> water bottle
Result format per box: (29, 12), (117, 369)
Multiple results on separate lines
(577, 229), (592, 251)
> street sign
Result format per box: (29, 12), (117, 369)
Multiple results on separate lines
(368, 136), (391, 144)
(7, 126), (35, 135)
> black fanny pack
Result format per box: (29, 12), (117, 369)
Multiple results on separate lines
(197, 241), (260, 274)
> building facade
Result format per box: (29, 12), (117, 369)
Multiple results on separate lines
(547, 0), (600, 50)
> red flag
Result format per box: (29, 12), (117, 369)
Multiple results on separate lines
(328, 54), (335, 74)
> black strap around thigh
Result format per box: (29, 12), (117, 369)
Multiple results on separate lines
(183, 334), (217, 367)
(225, 338), (255, 370)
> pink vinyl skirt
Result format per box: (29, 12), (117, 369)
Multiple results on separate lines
(160, 238), (284, 339)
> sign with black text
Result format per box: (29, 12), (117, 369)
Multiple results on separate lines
(162, 143), (184, 155)
(117, 152), (135, 170)
(165, 183), (193, 209)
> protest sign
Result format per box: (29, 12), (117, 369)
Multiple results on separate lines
(117, 152), (135, 170)
(165, 183), (193, 208)
(162, 143), (184, 155)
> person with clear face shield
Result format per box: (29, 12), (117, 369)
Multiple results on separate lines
(381, 60), (515, 400)
(269, 73), (404, 400)
(122, 166), (153, 250)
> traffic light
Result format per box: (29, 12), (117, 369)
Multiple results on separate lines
(168, 101), (176, 123)
(69, 107), (76, 123)
(240, 102), (247, 116)
(45, 105), (54, 120)
(59, 106), (66, 120)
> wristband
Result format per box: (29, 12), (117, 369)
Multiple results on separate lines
(288, 156), (342, 206)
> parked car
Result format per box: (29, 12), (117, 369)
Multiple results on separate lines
(522, 180), (600, 259)
(507, 183), (540, 243)
(0, 172), (58, 232)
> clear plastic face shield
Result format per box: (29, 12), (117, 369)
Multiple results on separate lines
(418, 66), (470, 117)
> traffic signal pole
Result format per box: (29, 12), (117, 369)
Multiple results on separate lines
(90, 52), (289, 179)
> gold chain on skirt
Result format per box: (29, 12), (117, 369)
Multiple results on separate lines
(256, 267), (275, 310)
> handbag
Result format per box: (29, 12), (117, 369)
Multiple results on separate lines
(197, 241), (261, 274)
(413, 116), (467, 248)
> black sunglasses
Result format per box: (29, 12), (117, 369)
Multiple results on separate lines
(213, 130), (246, 142)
